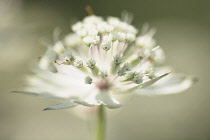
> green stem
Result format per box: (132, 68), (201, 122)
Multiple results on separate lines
(96, 105), (105, 140)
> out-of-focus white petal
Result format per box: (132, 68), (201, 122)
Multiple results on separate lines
(96, 91), (122, 109)
(44, 101), (78, 110)
(135, 73), (197, 95)
(11, 90), (65, 100)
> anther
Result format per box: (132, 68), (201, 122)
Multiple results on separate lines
(86, 58), (96, 69)
(85, 76), (93, 84)
(99, 71), (108, 79)
(74, 59), (83, 68)
(113, 54), (123, 65)
(133, 74), (143, 84)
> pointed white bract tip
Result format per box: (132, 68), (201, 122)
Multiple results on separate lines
(53, 41), (64, 54)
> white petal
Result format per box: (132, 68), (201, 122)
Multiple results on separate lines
(96, 91), (122, 109)
(135, 73), (197, 95)
(73, 100), (100, 107)
(25, 68), (95, 99)
(11, 90), (65, 100)
(44, 101), (78, 110)
(139, 71), (171, 88)
(126, 71), (171, 92)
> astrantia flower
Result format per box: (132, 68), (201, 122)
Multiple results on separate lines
(14, 15), (196, 110)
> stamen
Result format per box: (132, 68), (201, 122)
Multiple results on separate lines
(83, 36), (100, 47)
(113, 54), (123, 65)
(89, 45), (93, 57)
(74, 59), (83, 68)
(86, 58), (96, 69)
(85, 76), (93, 84)
(111, 75), (119, 83)
(117, 67), (127, 76)
(99, 71), (108, 79)
(122, 72), (136, 82)
(117, 62), (131, 76)
(133, 74), (143, 84)
(111, 54), (124, 74)
(86, 58), (99, 76)
(101, 34), (113, 51)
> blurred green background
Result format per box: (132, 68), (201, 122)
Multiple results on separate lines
(0, 0), (210, 140)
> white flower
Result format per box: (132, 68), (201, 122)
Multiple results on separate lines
(14, 15), (196, 110)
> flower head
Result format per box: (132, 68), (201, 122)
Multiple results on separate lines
(14, 14), (196, 110)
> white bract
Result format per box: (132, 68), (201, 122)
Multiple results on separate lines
(15, 15), (196, 110)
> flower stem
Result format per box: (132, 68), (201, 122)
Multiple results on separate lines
(96, 105), (105, 140)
